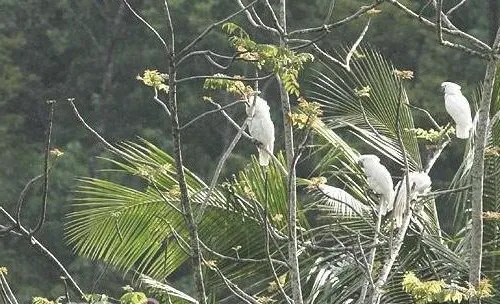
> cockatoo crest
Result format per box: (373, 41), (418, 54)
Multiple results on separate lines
(441, 81), (461, 93)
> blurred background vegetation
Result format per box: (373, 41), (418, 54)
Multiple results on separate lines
(0, 0), (495, 301)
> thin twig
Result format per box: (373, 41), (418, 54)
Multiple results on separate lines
(199, 239), (287, 267)
(323, 0), (336, 24)
(288, 3), (379, 36)
(418, 185), (471, 198)
(236, 0), (280, 36)
(311, 18), (370, 73)
(177, 50), (236, 68)
(263, 0), (285, 34)
(387, 0), (491, 58)
(345, 18), (371, 72)
(262, 205), (292, 304)
(177, 0), (259, 58)
(154, 88), (171, 117)
(446, 0), (467, 16)
(356, 234), (375, 290)
(208, 262), (259, 304)
(176, 73), (273, 84)
(31, 100), (55, 235)
(0, 207), (85, 298)
(0, 272), (18, 304)
(121, 0), (169, 53)
(152, 182), (183, 214)
(436, 0), (443, 43)
(358, 98), (381, 137)
(358, 201), (383, 303)
(181, 100), (245, 130)
(196, 92), (261, 223)
(15, 174), (43, 227)
(406, 104), (442, 130)
(62, 277), (71, 304)
(69, 99), (122, 155)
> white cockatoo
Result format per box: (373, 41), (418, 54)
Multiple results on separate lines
(393, 172), (432, 228)
(358, 154), (394, 215)
(246, 95), (275, 166)
(441, 82), (473, 139)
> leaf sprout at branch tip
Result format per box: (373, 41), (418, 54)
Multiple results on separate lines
(137, 69), (169, 93)
(289, 97), (323, 129)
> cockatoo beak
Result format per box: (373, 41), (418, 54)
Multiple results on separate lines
(357, 160), (363, 167)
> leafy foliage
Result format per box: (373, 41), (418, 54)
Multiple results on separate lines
(402, 271), (493, 303)
(136, 69), (169, 93)
(222, 22), (313, 96)
(203, 73), (253, 97)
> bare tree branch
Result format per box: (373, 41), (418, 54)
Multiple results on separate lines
(311, 18), (370, 72)
(0, 207), (85, 298)
(0, 271), (18, 304)
(181, 100), (245, 130)
(163, 1), (207, 302)
(236, 0), (280, 36)
(263, 0), (285, 34)
(30, 100), (55, 235)
(323, 0), (336, 24)
(199, 239), (288, 267)
(368, 82), (413, 304)
(177, 50), (236, 67)
(177, 0), (259, 58)
(154, 88), (171, 117)
(121, 0), (169, 53)
(446, 0), (467, 16)
(387, 0), (492, 58)
(176, 73), (273, 84)
(468, 24), (500, 304)
(288, 3), (379, 36)
(208, 262), (260, 304)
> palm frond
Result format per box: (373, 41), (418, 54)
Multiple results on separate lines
(308, 47), (421, 169)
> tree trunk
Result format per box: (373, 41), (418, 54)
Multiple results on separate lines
(469, 26), (500, 304)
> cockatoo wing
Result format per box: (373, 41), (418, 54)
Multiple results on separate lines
(393, 172), (432, 228)
(445, 93), (472, 139)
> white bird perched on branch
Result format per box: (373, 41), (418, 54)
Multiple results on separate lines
(393, 172), (432, 228)
(358, 154), (394, 216)
(246, 95), (275, 166)
(441, 81), (473, 139)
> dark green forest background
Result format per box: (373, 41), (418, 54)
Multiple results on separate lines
(0, 0), (496, 301)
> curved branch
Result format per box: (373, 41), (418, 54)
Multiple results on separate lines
(288, 3), (378, 36)
(30, 100), (55, 235)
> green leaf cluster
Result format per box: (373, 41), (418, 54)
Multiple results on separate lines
(222, 22), (313, 96)
(137, 69), (169, 93)
(407, 126), (454, 142)
(119, 291), (148, 304)
(402, 272), (493, 303)
(203, 73), (252, 96)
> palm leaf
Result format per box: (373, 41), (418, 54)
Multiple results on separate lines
(308, 47), (421, 170)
